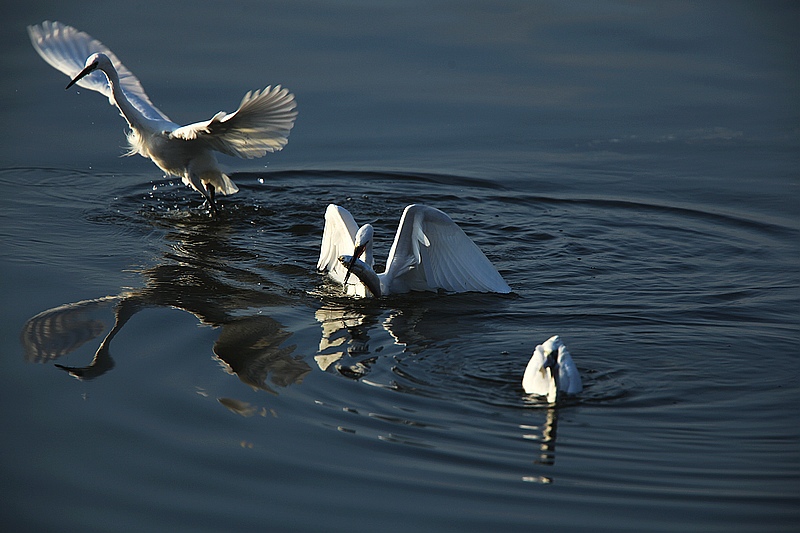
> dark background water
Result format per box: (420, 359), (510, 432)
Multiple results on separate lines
(1, 2), (798, 532)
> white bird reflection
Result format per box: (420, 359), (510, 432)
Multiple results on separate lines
(315, 304), (378, 372)
(28, 21), (297, 213)
(318, 204), (511, 297)
(315, 299), (570, 483)
(313, 293), (512, 380)
(521, 406), (560, 483)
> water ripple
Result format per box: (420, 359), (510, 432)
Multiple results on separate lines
(12, 167), (799, 522)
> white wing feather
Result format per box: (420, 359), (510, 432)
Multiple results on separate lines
(556, 344), (583, 394)
(317, 204), (359, 283)
(27, 21), (171, 122)
(522, 349), (551, 396)
(169, 86), (297, 158)
(384, 205), (511, 294)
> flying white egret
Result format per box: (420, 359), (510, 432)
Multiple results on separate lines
(522, 335), (582, 403)
(28, 21), (297, 213)
(317, 203), (511, 297)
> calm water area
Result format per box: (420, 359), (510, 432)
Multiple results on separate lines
(1, 2), (798, 532)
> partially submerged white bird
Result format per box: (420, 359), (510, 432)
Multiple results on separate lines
(522, 335), (582, 403)
(28, 21), (297, 213)
(317, 203), (511, 297)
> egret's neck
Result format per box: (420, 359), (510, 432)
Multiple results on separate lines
(102, 66), (149, 132)
(348, 260), (382, 297)
(546, 353), (560, 403)
(354, 224), (375, 268)
(546, 370), (558, 403)
(364, 240), (374, 268)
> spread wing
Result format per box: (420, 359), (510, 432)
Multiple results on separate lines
(383, 204), (511, 294)
(28, 21), (171, 122)
(522, 348), (551, 396)
(169, 86), (297, 158)
(20, 296), (119, 364)
(555, 344), (583, 395)
(317, 204), (360, 283)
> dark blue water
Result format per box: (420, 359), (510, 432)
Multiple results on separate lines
(2, 2), (798, 532)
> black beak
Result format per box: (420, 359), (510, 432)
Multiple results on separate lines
(343, 244), (366, 284)
(66, 62), (98, 90)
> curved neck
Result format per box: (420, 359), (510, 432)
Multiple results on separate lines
(355, 225), (375, 268)
(364, 240), (374, 268)
(361, 267), (382, 298)
(348, 260), (382, 297)
(102, 66), (148, 132)
(546, 353), (560, 403)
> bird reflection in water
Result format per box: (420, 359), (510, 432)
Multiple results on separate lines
(316, 294), (567, 481)
(20, 222), (310, 395)
(314, 292), (501, 383)
(314, 302), (381, 378)
(521, 407), (560, 484)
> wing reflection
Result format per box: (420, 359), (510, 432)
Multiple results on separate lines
(20, 220), (310, 393)
(22, 296), (119, 365)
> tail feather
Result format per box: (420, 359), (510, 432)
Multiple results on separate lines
(214, 172), (239, 195)
(182, 171), (239, 197)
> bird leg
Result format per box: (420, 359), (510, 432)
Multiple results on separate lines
(207, 183), (218, 215)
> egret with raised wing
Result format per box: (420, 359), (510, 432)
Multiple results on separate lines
(522, 335), (582, 403)
(28, 21), (297, 213)
(317, 203), (511, 297)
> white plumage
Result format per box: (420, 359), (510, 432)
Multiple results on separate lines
(318, 203), (511, 297)
(28, 21), (297, 212)
(522, 335), (582, 402)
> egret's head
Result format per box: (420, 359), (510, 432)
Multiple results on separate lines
(344, 224), (374, 284)
(66, 52), (109, 90)
(354, 224), (374, 248)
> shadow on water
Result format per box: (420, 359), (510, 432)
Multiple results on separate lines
(19, 233), (311, 394)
